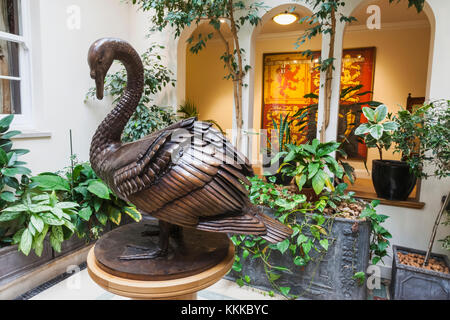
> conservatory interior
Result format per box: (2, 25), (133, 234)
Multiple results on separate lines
(0, 0), (448, 301)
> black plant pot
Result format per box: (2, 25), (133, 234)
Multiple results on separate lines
(372, 160), (416, 201)
(262, 156), (293, 186)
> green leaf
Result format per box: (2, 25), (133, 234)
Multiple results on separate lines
(0, 148), (8, 165)
(302, 241), (313, 255)
(19, 229), (33, 256)
(352, 271), (366, 286)
(108, 205), (121, 225)
(279, 286), (291, 296)
(51, 207), (64, 219)
(319, 239), (329, 250)
(3, 166), (31, 177)
(50, 233), (62, 252)
(297, 234), (308, 245)
(0, 114), (14, 129)
(87, 180), (110, 199)
(236, 278), (244, 287)
(294, 256), (306, 266)
(39, 212), (65, 226)
(12, 228), (25, 244)
(307, 162), (320, 180)
(312, 170), (326, 195)
(29, 205), (53, 214)
(369, 124), (384, 140)
(33, 225), (48, 257)
(0, 211), (22, 222)
(374, 105), (387, 122)
(55, 202), (79, 209)
(52, 225), (64, 242)
(268, 272), (281, 281)
(30, 215), (44, 233)
(362, 107), (375, 122)
(78, 207), (93, 221)
(123, 206), (142, 222)
(96, 212), (108, 226)
(32, 174), (70, 191)
(382, 121), (399, 131)
(355, 123), (370, 136)
(276, 239), (290, 254)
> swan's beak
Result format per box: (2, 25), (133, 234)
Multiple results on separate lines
(94, 72), (105, 100)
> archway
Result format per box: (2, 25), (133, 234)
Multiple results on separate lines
(339, 0), (434, 200)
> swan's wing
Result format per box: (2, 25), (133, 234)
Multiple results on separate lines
(107, 118), (196, 197)
(125, 121), (255, 227)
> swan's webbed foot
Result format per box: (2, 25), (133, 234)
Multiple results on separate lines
(118, 247), (168, 260)
(118, 220), (171, 261)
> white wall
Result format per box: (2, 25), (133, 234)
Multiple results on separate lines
(12, 0), (131, 174)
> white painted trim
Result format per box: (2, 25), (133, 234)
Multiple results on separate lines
(0, 0), (34, 129)
(0, 75), (21, 81)
(0, 31), (25, 44)
(11, 130), (52, 139)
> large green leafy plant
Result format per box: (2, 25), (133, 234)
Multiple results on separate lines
(33, 161), (141, 241)
(86, 44), (177, 143)
(0, 115), (31, 207)
(274, 139), (353, 195)
(355, 104), (399, 160)
(0, 115), (33, 247)
(0, 191), (78, 256)
(391, 100), (449, 180)
(232, 176), (390, 298)
(64, 161), (141, 240)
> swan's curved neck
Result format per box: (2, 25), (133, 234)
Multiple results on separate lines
(90, 43), (144, 169)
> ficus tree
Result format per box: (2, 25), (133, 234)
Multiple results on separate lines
(129, 0), (266, 151)
(295, 0), (425, 142)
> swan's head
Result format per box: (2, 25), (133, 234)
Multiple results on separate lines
(88, 38), (116, 100)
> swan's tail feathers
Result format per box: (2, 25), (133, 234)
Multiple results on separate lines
(256, 211), (293, 244)
(196, 206), (292, 244)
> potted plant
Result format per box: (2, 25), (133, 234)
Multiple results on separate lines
(389, 100), (450, 300)
(227, 176), (391, 300)
(262, 114), (295, 186)
(354, 104), (416, 201)
(273, 139), (354, 202)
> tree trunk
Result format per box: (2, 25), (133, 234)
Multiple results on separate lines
(320, 3), (337, 143)
(229, 0), (244, 151)
(424, 192), (450, 266)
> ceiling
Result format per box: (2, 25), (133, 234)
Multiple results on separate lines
(188, 0), (430, 42)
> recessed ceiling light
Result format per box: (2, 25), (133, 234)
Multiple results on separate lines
(273, 12), (299, 25)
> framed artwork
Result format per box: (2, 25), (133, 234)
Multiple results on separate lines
(261, 47), (376, 160)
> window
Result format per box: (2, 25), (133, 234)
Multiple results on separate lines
(0, 0), (31, 126)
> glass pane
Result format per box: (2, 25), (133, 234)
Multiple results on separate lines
(0, 0), (20, 35)
(0, 40), (19, 77)
(0, 78), (21, 114)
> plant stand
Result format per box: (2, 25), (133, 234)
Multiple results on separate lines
(227, 211), (371, 300)
(87, 222), (235, 300)
(0, 240), (53, 287)
(391, 245), (450, 300)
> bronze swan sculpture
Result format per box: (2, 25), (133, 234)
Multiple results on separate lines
(88, 38), (292, 259)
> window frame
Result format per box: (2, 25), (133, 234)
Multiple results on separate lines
(0, 0), (32, 129)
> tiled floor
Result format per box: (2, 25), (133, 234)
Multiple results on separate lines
(20, 263), (390, 300)
(28, 268), (284, 300)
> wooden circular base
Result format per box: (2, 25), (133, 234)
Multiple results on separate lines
(94, 222), (232, 281)
(87, 240), (235, 300)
